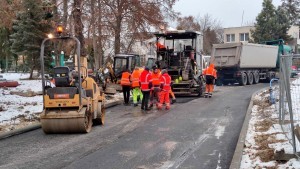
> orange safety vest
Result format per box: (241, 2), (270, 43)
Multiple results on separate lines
(156, 42), (166, 49)
(131, 70), (140, 88)
(160, 73), (171, 91)
(152, 72), (161, 86)
(120, 72), (131, 86)
(139, 70), (152, 91)
(203, 64), (217, 78)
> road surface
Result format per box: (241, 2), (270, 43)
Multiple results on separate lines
(0, 84), (267, 169)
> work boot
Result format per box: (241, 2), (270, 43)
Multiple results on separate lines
(204, 93), (208, 98)
(171, 98), (176, 104)
(149, 103), (153, 108)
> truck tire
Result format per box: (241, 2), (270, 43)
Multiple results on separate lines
(216, 79), (223, 86)
(239, 72), (247, 86)
(266, 73), (275, 82)
(253, 72), (259, 84)
(223, 81), (229, 85)
(247, 72), (253, 85)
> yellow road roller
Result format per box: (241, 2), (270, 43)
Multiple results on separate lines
(39, 28), (105, 134)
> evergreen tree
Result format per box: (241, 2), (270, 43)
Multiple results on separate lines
(251, 0), (291, 43)
(0, 27), (13, 72)
(281, 0), (300, 25)
(275, 6), (292, 40)
(10, 0), (53, 78)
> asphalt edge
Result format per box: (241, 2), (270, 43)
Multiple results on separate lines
(229, 87), (269, 169)
(0, 100), (122, 140)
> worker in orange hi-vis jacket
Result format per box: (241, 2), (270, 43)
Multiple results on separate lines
(203, 64), (217, 98)
(139, 67), (152, 111)
(157, 69), (172, 110)
(150, 66), (161, 108)
(120, 69), (131, 105)
(131, 67), (143, 107)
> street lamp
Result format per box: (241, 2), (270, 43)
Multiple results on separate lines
(47, 33), (54, 39)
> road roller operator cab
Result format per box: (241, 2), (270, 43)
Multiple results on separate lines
(39, 26), (105, 134)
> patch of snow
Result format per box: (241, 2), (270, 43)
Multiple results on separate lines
(1, 73), (30, 80)
(240, 77), (300, 168)
(215, 126), (225, 139)
(216, 152), (222, 169)
(0, 74), (43, 129)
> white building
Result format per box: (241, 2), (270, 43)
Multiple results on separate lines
(224, 26), (299, 42)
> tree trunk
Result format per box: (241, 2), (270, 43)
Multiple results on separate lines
(62, 0), (68, 28)
(72, 0), (86, 57)
(97, 0), (103, 67)
(51, 0), (58, 22)
(91, 0), (99, 70)
(29, 56), (35, 79)
(114, 15), (122, 54)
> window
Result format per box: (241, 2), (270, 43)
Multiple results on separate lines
(226, 34), (235, 42)
(240, 33), (249, 41)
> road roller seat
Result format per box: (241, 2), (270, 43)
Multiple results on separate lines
(53, 67), (71, 87)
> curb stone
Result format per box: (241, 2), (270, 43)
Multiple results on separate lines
(229, 87), (269, 169)
(0, 100), (122, 140)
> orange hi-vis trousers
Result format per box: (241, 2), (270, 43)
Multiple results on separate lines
(205, 84), (214, 93)
(158, 90), (170, 109)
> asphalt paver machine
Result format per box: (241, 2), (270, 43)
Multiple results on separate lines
(153, 30), (206, 96)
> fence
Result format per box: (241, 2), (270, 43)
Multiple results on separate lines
(271, 54), (300, 156)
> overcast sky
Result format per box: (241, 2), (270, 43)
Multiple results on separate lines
(173, 0), (282, 28)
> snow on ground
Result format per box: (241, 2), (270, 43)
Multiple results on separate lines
(0, 73), (122, 133)
(240, 78), (300, 168)
(0, 73), (43, 132)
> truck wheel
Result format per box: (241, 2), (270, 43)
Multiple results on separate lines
(223, 81), (229, 85)
(239, 72), (247, 86)
(247, 72), (253, 85)
(216, 79), (223, 86)
(253, 72), (259, 84)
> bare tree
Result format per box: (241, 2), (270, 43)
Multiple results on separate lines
(176, 14), (222, 54)
(62, 0), (69, 28)
(176, 16), (200, 31)
(0, 0), (22, 29)
(72, 0), (86, 56)
(101, 0), (178, 54)
(197, 14), (223, 54)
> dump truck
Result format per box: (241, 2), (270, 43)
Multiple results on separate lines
(152, 30), (206, 96)
(211, 40), (292, 86)
(39, 26), (105, 134)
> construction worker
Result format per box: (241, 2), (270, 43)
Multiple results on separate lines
(203, 63), (217, 98)
(155, 60), (176, 104)
(120, 69), (131, 105)
(131, 67), (143, 107)
(150, 66), (161, 108)
(139, 67), (152, 111)
(157, 69), (171, 110)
